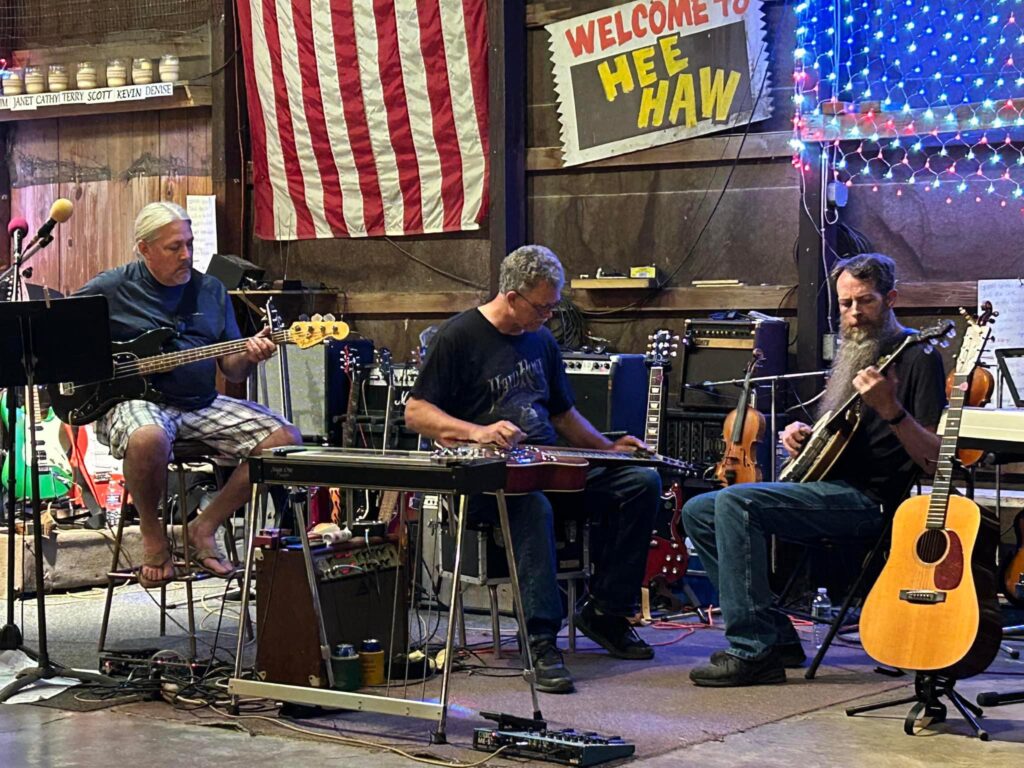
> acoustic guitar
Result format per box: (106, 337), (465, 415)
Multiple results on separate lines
(49, 315), (349, 426)
(859, 306), (1002, 677)
(779, 321), (953, 483)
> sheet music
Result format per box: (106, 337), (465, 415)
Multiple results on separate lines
(977, 279), (1024, 408)
(186, 195), (218, 273)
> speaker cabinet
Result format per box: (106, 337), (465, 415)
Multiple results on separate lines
(563, 352), (647, 438)
(258, 346), (328, 442)
(678, 319), (788, 411)
(255, 542), (408, 687)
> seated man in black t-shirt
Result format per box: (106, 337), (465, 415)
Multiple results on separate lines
(405, 245), (661, 694)
(76, 202), (301, 588)
(681, 253), (946, 687)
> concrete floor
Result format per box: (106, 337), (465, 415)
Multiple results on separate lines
(2, 581), (1024, 766)
(3, 675), (1024, 767)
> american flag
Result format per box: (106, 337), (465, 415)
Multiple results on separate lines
(236, 0), (489, 240)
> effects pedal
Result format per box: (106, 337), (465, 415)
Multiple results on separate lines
(473, 726), (635, 766)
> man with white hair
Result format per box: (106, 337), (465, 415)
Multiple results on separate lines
(405, 245), (660, 694)
(75, 202), (301, 588)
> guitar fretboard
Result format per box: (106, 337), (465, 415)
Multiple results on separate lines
(927, 371), (967, 528)
(644, 367), (664, 447)
(115, 329), (292, 378)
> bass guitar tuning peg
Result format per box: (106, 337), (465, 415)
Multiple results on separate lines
(946, 328), (957, 338)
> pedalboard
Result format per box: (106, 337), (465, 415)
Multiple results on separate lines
(473, 727), (635, 766)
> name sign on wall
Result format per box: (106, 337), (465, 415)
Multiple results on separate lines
(547, 0), (772, 166)
(0, 82), (174, 112)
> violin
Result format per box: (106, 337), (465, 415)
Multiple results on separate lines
(714, 350), (765, 486)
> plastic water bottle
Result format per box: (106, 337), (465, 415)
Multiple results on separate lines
(105, 474), (124, 529)
(811, 587), (832, 649)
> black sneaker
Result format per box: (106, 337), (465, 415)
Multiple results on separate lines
(574, 600), (654, 660)
(690, 649), (786, 687)
(530, 639), (575, 694)
(711, 641), (806, 669)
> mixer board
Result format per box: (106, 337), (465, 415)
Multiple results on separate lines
(473, 727), (635, 766)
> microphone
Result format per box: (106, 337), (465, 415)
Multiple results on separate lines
(26, 198), (74, 248)
(7, 217), (29, 256)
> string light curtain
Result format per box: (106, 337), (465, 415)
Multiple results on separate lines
(792, 0), (1024, 206)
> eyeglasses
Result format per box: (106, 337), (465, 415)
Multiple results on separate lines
(515, 291), (560, 316)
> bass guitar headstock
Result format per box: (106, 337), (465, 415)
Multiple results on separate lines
(646, 329), (679, 370)
(287, 314), (350, 348)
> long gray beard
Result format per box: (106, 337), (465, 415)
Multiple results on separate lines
(818, 313), (904, 418)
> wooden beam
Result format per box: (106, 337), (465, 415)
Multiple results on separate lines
(527, 131), (793, 171)
(796, 145), (835, 395)
(211, 0), (245, 259)
(570, 284), (797, 313)
(488, 0), (527, 293)
(343, 291), (488, 316)
(0, 124), (9, 270)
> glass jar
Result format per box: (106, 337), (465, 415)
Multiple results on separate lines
(76, 61), (97, 89)
(2, 68), (24, 96)
(106, 57), (128, 87)
(131, 57), (153, 85)
(24, 64), (45, 94)
(159, 53), (179, 83)
(47, 63), (69, 92)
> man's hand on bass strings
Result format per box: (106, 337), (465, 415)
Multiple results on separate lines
(244, 326), (278, 364)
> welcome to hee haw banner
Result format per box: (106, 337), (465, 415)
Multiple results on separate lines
(547, 0), (772, 166)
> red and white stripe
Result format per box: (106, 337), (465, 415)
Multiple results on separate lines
(236, 0), (489, 240)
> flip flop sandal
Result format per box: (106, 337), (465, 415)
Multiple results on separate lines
(189, 545), (236, 578)
(138, 546), (176, 589)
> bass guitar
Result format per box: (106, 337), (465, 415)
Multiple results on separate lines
(860, 305), (1002, 677)
(48, 315), (349, 425)
(778, 321), (953, 483)
(1, 387), (74, 500)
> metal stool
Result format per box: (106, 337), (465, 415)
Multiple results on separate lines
(97, 440), (246, 662)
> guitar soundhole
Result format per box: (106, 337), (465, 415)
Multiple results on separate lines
(916, 529), (948, 565)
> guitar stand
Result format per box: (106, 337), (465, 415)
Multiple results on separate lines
(846, 673), (989, 741)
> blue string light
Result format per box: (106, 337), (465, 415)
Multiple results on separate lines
(794, 0), (1024, 203)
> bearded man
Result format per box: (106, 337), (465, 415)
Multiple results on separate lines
(681, 253), (946, 687)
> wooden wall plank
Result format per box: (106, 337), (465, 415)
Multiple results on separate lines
(9, 119), (61, 294)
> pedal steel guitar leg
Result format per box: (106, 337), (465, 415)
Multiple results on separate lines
(230, 482), (262, 714)
(495, 489), (543, 722)
(433, 493), (469, 744)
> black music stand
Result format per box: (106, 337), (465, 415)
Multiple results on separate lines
(0, 296), (116, 701)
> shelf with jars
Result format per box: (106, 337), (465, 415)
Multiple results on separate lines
(1, 31), (210, 122)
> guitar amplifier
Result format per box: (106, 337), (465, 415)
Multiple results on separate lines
(563, 352), (647, 438)
(255, 540), (408, 687)
(363, 364), (419, 415)
(679, 318), (788, 411)
(664, 408), (727, 468)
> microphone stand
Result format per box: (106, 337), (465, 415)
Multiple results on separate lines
(1, 226), (33, 658)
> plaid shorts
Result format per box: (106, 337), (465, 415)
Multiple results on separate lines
(95, 395), (293, 460)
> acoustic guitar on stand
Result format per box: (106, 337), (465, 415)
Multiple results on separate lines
(859, 304), (1002, 677)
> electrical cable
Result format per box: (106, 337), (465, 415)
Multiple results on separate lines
(384, 237), (488, 291)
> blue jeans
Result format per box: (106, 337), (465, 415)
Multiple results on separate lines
(471, 465), (660, 642)
(681, 480), (884, 660)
